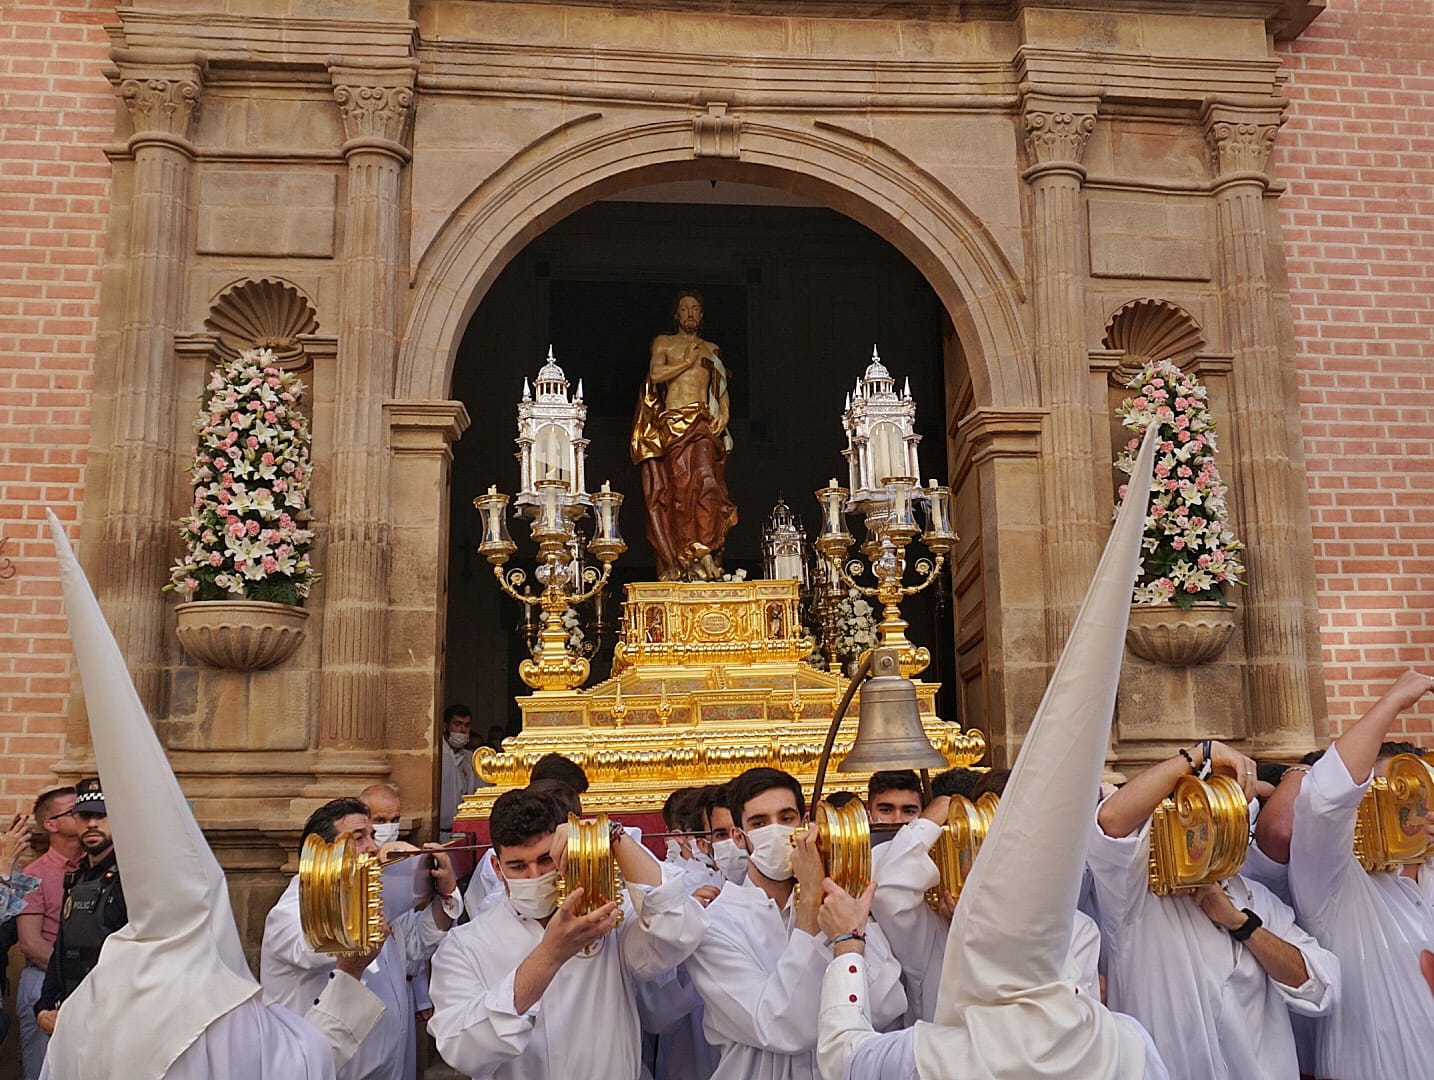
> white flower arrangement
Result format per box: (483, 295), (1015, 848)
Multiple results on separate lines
(834, 589), (878, 660)
(166, 348), (317, 605)
(560, 607), (586, 651)
(1114, 359), (1245, 609)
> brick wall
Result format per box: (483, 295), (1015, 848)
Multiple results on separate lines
(0, 2), (112, 814)
(1277, 0), (1434, 741)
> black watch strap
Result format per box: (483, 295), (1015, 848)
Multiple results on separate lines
(1230, 908), (1262, 942)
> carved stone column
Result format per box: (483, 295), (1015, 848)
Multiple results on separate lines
(321, 61), (418, 747)
(1202, 98), (1319, 752)
(1021, 87), (1104, 655)
(96, 50), (206, 715)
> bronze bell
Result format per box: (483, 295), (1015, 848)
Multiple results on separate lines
(838, 649), (945, 773)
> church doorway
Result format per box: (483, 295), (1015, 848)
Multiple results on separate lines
(441, 183), (965, 740)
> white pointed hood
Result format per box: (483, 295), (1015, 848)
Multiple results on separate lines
(44, 510), (259, 1079)
(912, 425), (1161, 1078)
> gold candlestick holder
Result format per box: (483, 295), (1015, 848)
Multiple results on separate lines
(814, 476), (956, 678)
(475, 479), (626, 692)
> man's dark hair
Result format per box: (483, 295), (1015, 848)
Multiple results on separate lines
(663, 787), (698, 832)
(726, 767), (805, 829)
(530, 753), (589, 795)
(711, 782), (735, 815)
(34, 786), (75, 824)
(867, 770), (922, 804)
(301, 797), (371, 845)
(1257, 762), (1288, 787)
(931, 768), (980, 800)
(490, 788), (566, 855)
(1300, 749), (1326, 766)
(971, 768), (1011, 801)
(825, 791), (860, 809)
(1379, 740), (1424, 760)
(443, 703), (472, 728)
(686, 785), (721, 833)
(526, 779), (582, 819)
(671, 288), (704, 321)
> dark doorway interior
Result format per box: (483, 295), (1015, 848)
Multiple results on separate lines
(443, 197), (954, 735)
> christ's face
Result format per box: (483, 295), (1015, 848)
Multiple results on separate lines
(676, 297), (703, 334)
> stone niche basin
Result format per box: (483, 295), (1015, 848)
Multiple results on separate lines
(1125, 602), (1237, 666)
(175, 600), (310, 670)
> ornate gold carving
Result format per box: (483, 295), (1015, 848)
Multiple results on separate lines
(1148, 774), (1250, 895)
(556, 813), (625, 920)
(1102, 299), (1206, 386)
(926, 792), (998, 909)
(116, 64), (205, 141)
(1354, 754), (1434, 872)
(458, 580), (986, 822)
(694, 102), (742, 159)
(204, 278), (320, 369)
(814, 797), (871, 898)
(1021, 89), (1100, 168)
(1202, 99), (1285, 178)
(298, 832), (382, 955)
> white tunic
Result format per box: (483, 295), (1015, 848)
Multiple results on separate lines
(872, 818), (1102, 1021)
(683, 877), (906, 1080)
(261, 876), (447, 1080)
(817, 954), (1170, 1080)
(428, 874), (704, 1079)
(1087, 813), (1338, 1080)
(1289, 749), (1434, 1079)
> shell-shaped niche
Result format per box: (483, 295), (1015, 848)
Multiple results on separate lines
(1102, 299), (1205, 382)
(204, 278), (319, 368)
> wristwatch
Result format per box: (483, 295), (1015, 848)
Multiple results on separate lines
(608, 820), (625, 849)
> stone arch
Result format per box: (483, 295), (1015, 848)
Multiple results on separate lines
(398, 116), (1032, 411)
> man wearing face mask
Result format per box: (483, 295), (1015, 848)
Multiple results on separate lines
(427, 787), (706, 1078)
(262, 798), (461, 1080)
(439, 704), (484, 842)
(708, 784), (750, 885)
(658, 767), (905, 1079)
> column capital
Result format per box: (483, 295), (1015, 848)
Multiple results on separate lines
(329, 59), (420, 159)
(1020, 85), (1101, 177)
(110, 48), (207, 149)
(1201, 97), (1286, 183)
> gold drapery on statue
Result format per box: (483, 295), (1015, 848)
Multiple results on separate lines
(630, 374), (737, 581)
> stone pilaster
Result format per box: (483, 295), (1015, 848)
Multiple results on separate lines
(1021, 87), (1104, 656)
(321, 60), (418, 747)
(1202, 97), (1317, 752)
(97, 50), (206, 715)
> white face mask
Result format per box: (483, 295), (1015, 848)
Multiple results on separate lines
(506, 868), (560, 920)
(711, 838), (749, 883)
(372, 822), (400, 845)
(665, 838), (684, 862)
(744, 823), (797, 881)
(447, 732), (470, 750)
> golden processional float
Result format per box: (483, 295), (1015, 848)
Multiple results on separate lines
(456, 346), (985, 825)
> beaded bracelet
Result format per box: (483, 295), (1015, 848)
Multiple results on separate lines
(830, 930), (867, 946)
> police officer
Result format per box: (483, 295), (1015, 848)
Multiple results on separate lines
(34, 778), (126, 1035)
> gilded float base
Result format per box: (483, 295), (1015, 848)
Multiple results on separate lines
(457, 580), (985, 822)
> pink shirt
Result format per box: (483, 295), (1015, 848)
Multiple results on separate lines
(20, 846), (83, 950)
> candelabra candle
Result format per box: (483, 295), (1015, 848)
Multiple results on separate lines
(589, 482), (626, 562)
(815, 480), (853, 558)
(922, 481), (956, 554)
(475, 486), (517, 563)
(533, 479), (570, 541)
(885, 478), (920, 538)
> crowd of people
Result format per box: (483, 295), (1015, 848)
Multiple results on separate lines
(17, 507), (1434, 1079)
(6, 670), (1432, 1079)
